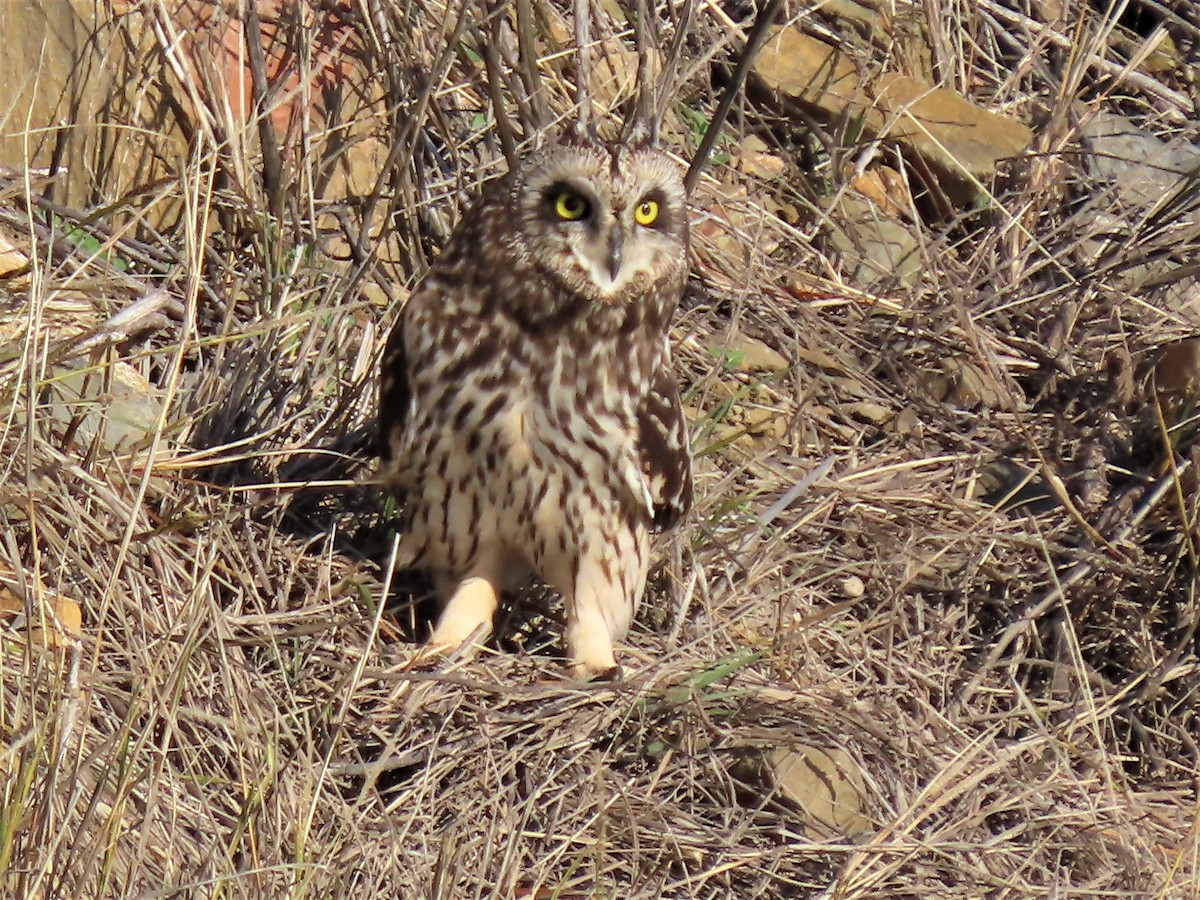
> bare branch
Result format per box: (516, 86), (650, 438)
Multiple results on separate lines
(515, 0), (550, 132)
(683, 0), (783, 194)
(244, 1), (285, 223)
(482, 4), (520, 170)
(653, 0), (694, 134)
(572, 0), (592, 138)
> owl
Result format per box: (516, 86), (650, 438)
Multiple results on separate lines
(378, 136), (692, 679)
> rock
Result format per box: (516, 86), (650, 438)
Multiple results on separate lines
(752, 25), (1032, 203)
(689, 401), (788, 457)
(735, 135), (788, 181)
(1155, 338), (1200, 428)
(1079, 112), (1200, 307)
(849, 166), (911, 219)
(824, 0), (934, 82)
(735, 742), (872, 837)
(594, 38), (659, 119)
(544, 5), (661, 121)
(768, 744), (870, 835)
(820, 165), (923, 288)
(690, 182), (782, 289)
(711, 333), (790, 373)
(1111, 23), (1182, 77)
(979, 459), (1057, 513)
(0, 580), (83, 650)
(840, 574), (866, 598)
(942, 358), (1010, 409)
(42, 361), (172, 458)
(889, 405), (923, 438)
(829, 193), (922, 288)
(0, 1), (399, 250)
(846, 400), (894, 426)
(0, 2), (119, 203)
(0, 224), (31, 282)
(1083, 111), (1200, 214)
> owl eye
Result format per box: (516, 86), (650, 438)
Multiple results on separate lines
(553, 192), (590, 221)
(634, 199), (660, 227)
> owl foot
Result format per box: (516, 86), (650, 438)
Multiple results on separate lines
(428, 575), (498, 652)
(566, 625), (621, 682)
(569, 660), (623, 683)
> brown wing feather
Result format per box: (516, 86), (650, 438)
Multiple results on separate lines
(638, 359), (693, 532)
(377, 317), (410, 463)
(378, 183), (510, 466)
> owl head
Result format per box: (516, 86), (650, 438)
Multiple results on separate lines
(507, 141), (688, 306)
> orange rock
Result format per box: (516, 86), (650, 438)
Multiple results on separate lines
(753, 26), (1032, 195)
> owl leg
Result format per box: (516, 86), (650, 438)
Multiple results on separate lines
(566, 554), (638, 681)
(566, 597), (620, 680)
(427, 573), (499, 657)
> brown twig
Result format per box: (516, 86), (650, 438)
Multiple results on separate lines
(482, 4), (520, 170)
(955, 459), (1194, 709)
(244, 1), (285, 225)
(572, 0), (592, 138)
(683, 0), (783, 193)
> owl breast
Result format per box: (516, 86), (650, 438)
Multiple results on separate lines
(398, 290), (662, 598)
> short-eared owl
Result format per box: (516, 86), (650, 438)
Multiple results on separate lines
(378, 137), (692, 679)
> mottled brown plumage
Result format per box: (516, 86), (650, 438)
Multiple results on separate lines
(378, 138), (691, 678)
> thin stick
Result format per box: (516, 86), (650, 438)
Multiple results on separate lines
(629, 0), (654, 141)
(653, 0), (694, 136)
(482, 4), (519, 169)
(244, 1), (284, 223)
(572, 0), (591, 138)
(515, 0), (549, 132)
(954, 459), (1193, 709)
(683, 0), (783, 194)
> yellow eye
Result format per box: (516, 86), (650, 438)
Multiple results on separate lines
(554, 192), (589, 221)
(634, 199), (659, 226)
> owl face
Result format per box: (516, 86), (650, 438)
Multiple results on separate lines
(509, 142), (688, 304)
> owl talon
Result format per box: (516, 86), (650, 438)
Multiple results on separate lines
(404, 643), (448, 670)
(570, 660), (623, 682)
(406, 641), (455, 669)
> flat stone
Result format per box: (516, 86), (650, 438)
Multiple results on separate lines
(752, 26), (1032, 199)
(767, 743), (872, 836)
(713, 332), (791, 373)
(42, 361), (168, 457)
(1083, 111), (1200, 213)
(829, 193), (921, 288)
(1079, 111), (1200, 309)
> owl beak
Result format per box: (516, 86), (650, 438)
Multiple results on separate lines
(605, 227), (624, 282)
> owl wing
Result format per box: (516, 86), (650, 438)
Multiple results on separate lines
(377, 187), (504, 467)
(637, 359), (693, 532)
(377, 314), (410, 466)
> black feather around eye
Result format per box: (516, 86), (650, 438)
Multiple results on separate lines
(542, 182), (592, 222)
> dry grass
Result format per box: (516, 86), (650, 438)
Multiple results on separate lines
(2, 0), (1199, 897)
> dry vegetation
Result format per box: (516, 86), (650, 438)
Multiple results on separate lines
(2, 0), (1200, 896)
